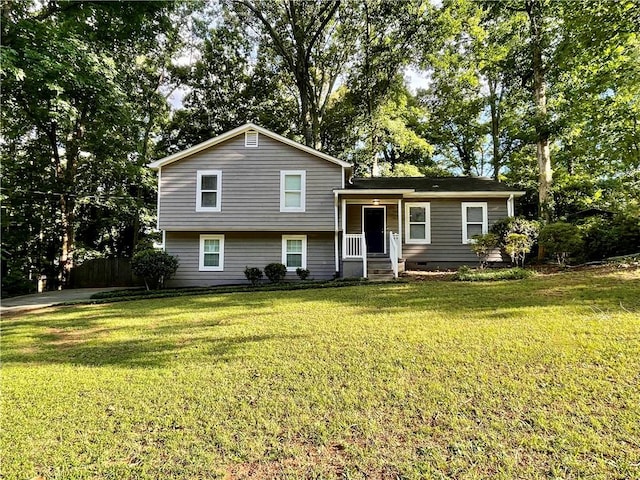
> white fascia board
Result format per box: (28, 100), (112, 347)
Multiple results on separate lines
(148, 122), (352, 169)
(333, 189), (415, 195)
(404, 191), (526, 198)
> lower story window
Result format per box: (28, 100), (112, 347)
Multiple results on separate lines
(282, 235), (307, 271)
(199, 234), (224, 271)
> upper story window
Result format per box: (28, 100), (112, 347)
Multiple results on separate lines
(245, 131), (259, 147)
(199, 234), (224, 271)
(282, 235), (307, 271)
(196, 170), (222, 212)
(461, 202), (488, 244)
(405, 202), (431, 244)
(280, 170), (306, 212)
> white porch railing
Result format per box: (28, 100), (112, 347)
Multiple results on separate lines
(389, 232), (399, 279)
(344, 233), (367, 278)
(345, 234), (364, 258)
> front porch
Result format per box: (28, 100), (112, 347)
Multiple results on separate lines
(339, 196), (405, 279)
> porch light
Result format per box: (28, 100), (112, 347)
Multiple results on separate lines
(372, 198), (380, 206)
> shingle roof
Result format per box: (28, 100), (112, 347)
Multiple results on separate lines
(346, 176), (521, 193)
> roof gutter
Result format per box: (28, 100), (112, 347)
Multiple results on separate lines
(404, 191), (526, 198)
(332, 189), (416, 195)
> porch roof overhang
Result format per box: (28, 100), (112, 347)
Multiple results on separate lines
(333, 189), (525, 198)
(337, 176), (526, 198)
(405, 191), (526, 198)
(333, 189), (415, 195)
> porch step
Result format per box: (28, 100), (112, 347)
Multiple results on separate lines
(367, 257), (395, 281)
(368, 272), (395, 281)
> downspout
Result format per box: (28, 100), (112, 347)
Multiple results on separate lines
(507, 194), (515, 217)
(334, 191), (339, 274)
(158, 167), (165, 251)
(156, 167), (162, 230)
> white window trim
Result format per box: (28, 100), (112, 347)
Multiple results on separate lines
(196, 170), (222, 212)
(245, 131), (259, 147)
(280, 170), (306, 212)
(199, 234), (224, 271)
(282, 235), (307, 272)
(404, 202), (431, 244)
(461, 202), (488, 244)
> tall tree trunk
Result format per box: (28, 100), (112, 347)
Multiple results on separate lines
(527, 0), (552, 222)
(59, 137), (80, 287)
(488, 76), (501, 180)
(59, 195), (75, 287)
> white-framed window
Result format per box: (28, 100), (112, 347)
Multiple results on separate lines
(245, 131), (259, 147)
(461, 202), (488, 244)
(196, 170), (222, 212)
(199, 234), (224, 271)
(405, 202), (431, 244)
(282, 235), (307, 271)
(280, 171), (306, 212)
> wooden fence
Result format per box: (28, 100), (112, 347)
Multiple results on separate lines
(70, 257), (143, 288)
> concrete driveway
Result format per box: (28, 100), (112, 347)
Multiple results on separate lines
(1, 288), (124, 315)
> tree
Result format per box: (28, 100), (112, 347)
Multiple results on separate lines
(344, 0), (431, 173)
(525, 0), (553, 221)
(160, 16), (296, 153)
(231, 0), (346, 149)
(1, 1), (177, 288)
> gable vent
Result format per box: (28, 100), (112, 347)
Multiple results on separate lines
(245, 131), (259, 147)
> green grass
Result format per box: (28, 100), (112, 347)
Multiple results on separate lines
(2, 268), (639, 479)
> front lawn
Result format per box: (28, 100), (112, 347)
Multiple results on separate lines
(2, 268), (639, 479)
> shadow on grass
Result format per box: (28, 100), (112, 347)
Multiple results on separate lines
(3, 270), (637, 368)
(135, 271), (640, 321)
(3, 320), (303, 368)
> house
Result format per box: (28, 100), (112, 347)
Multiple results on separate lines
(148, 123), (525, 286)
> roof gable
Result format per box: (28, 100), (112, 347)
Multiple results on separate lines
(148, 123), (352, 169)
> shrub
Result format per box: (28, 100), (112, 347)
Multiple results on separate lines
(491, 217), (540, 245)
(580, 214), (640, 261)
(264, 263), (287, 283)
(491, 217), (540, 264)
(1, 270), (35, 297)
(504, 233), (531, 267)
(244, 266), (263, 286)
(469, 233), (499, 269)
(296, 267), (310, 280)
(454, 267), (533, 282)
(131, 249), (179, 290)
(538, 222), (583, 266)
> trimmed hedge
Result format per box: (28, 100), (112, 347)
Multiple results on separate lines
(454, 267), (534, 282)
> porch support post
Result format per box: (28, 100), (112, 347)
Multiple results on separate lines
(397, 199), (403, 258)
(341, 197), (347, 259)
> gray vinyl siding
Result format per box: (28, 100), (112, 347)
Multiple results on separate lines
(347, 202), (398, 235)
(402, 198), (508, 267)
(159, 134), (342, 231)
(346, 205), (361, 234)
(165, 231), (336, 287)
(340, 198), (507, 265)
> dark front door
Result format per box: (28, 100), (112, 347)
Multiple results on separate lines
(364, 207), (385, 254)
